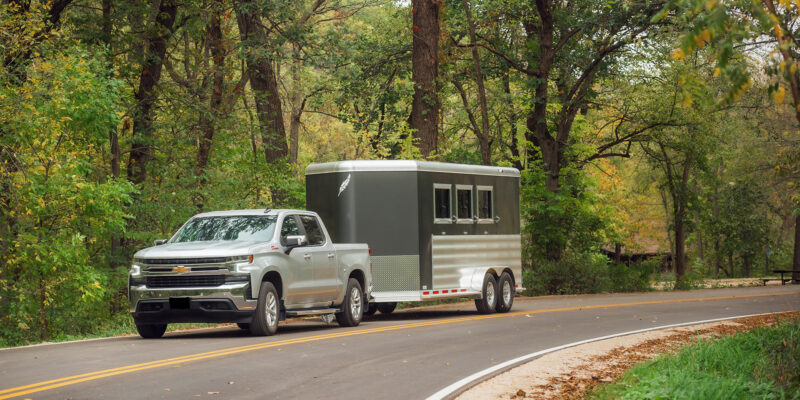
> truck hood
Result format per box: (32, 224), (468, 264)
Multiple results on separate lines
(134, 241), (262, 259)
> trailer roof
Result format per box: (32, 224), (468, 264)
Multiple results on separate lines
(305, 160), (520, 177)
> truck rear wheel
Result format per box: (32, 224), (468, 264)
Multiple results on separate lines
(377, 302), (397, 314)
(336, 278), (363, 327)
(250, 281), (279, 336)
(495, 272), (514, 313)
(474, 274), (498, 314)
(136, 323), (167, 339)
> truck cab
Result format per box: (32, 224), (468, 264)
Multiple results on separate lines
(129, 209), (371, 338)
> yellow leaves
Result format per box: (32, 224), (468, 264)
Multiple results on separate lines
(671, 48), (686, 60)
(775, 85), (786, 104)
(694, 30), (711, 48)
(773, 23), (784, 39)
(714, 68), (721, 77)
(781, 60), (787, 72)
(705, 0), (716, 10)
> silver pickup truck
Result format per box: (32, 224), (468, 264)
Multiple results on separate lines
(128, 209), (371, 338)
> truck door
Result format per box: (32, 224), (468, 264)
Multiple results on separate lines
(280, 214), (317, 307)
(298, 215), (339, 304)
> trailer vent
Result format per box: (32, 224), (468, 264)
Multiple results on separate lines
(146, 275), (225, 288)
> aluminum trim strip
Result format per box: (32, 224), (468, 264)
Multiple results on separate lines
(305, 160), (520, 177)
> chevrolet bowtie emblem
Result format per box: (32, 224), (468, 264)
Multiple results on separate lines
(173, 266), (190, 273)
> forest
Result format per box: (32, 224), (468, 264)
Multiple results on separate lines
(0, 0), (798, 346)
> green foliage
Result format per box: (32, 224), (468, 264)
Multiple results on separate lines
(704, 178), (770, 277)
(589, 317), (800, 399)
(521, 165), (611, 263)
(523, 252), (654, 296)
(0, 46), (134, 345)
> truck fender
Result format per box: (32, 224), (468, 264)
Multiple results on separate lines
(252, 267), (283, 301)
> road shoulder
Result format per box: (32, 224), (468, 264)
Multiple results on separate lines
(457, 311), (800, 400)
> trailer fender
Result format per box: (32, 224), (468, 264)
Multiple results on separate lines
(464, 267), (504, 298)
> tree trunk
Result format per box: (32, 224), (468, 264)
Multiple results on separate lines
(674, 205), (687, 285)
(462, 0), (491, 165)
(127, 0), (178, 185)
(793, 214), (800, 282)
(288, 52), (304, 167)
(193, 7), (226, 211)
(410, 0), (440, 158)
(503, 69), (523, 170)
(236, 0), (289, 164)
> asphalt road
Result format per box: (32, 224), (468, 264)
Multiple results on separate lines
(1, 285), (798, 400)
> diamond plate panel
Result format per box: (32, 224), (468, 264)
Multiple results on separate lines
(371, 255), (420, 291)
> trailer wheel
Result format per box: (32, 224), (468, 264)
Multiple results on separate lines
(495, 272), (515, 313)
(474, 274), (498, 314)
(377, 302), (397, 314)
(250, 281), (279, 336)
(364, 303), (379, 316)
(336, 278), (364, 327)
(136, 323), (167, 339)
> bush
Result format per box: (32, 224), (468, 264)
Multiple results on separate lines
(523, 252), (655, 296)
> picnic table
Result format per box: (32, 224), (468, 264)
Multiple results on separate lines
(762, 270), (800, 285)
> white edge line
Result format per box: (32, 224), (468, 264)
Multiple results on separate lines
(426, 312), (784, 400)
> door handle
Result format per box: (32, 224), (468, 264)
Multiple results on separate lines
(327, 253), (335, 259)
(303, 254), (311, 260)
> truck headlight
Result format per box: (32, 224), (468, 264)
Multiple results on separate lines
(129, 264), (145, 285)
(230, 255), (254, 272)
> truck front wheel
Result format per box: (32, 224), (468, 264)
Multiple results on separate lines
(474, 274), (498, 314)
(336, 278), (363, 327)
(136, 323), (167, 339)
(250, 281), (279, 336)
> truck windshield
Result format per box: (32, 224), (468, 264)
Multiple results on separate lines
(171, 216), (277, 243)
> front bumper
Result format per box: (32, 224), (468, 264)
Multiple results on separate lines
(129, 283), (258, 324)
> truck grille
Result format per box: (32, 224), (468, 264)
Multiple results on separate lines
(146, 275), (225, 288)
(142, 257), (229, 265)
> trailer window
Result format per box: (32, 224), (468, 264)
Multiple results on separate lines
(477, 186), (493, 222)
(456, 185), (473, 222)
(299, 215), (326, 246)
(434, 184), (451, 223)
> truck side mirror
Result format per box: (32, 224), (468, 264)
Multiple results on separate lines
(284, 235), (307, 254)
(154, 239), (168, 246)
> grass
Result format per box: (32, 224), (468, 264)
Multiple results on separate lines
(588, 317), (800, 400)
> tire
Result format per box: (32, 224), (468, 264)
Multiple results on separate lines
(136, 323), (167, 339)
(364, 303), (379, 316)
(377, 302), (397, 314)
(336, 278), (364, 327)
(236, 323), (250, 330)
(250, 281), (280, 336)
(474, 274), (498, 314)
(495, 272), (515, 313)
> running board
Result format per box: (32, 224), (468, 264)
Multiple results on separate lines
(286, 308), (339, 317)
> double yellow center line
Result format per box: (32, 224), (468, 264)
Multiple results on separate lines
(1, 291), (796, 399)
